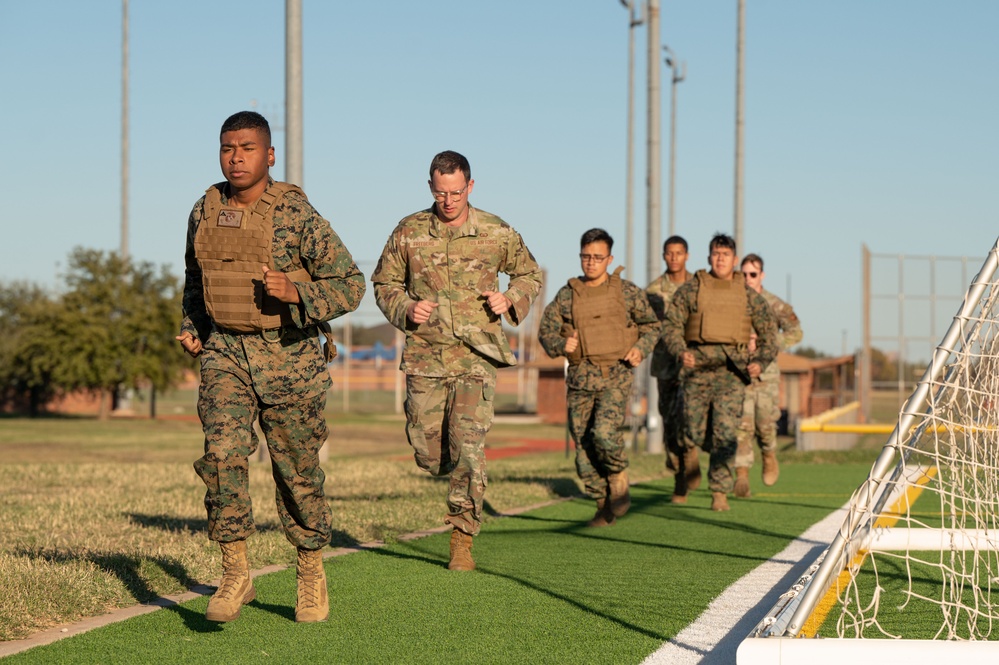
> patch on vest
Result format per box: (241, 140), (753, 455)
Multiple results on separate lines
(217, 210), (243, 228)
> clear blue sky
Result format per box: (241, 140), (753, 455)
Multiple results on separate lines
(2, 1), (997, 356)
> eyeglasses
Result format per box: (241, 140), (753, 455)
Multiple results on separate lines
(431, 185), (468, 202)
(744, 271), (759, 278)
(579, 254), (608, 263)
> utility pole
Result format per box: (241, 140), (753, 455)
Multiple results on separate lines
(285, 0), (303, 187)
(664, 45), (685, 237)
(619, 1), (644, 278)
(120, 0), (129, 260)
(734, 0), (746, 252)
(644, 0), (663, 453)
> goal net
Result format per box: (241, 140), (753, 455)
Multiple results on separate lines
(740, 238), (999, 659)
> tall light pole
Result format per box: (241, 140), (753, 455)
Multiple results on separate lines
(644, 0), (664, 453)
(285, 0), (303, 187)
(734, 0), (746, 252)
(619, 1), (644, 278)
(120, 0), (129, 260)
(664, 45), (685, 238)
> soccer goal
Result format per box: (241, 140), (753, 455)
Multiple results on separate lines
(739, 237), (999, 662)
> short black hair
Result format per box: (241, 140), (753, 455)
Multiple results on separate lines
(709, 232), (736, 254)
(580, 228), (614, 251)
(663, 235), (688, 252)
(430, 150), (471, 182)
(220, 111), (272, 145)
(741, 253), (764, 270)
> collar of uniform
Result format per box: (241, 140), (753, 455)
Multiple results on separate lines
(429, 204), (479, 238)
(220, 177), (276, 205)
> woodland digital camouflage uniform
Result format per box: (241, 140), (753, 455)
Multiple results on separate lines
(538, 279), (660, 499)
(371, 205), (542, 536)
(646, 272), (691, 470)
(182, 181), (365, 549)
(735, 288), (803, 468)
(662, 271), (778, 493)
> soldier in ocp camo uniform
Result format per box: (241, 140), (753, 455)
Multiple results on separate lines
(371, 150), (542, 572)
(645, 235), (698, 497)
(662, 233), (778, 511)
(539, 229), (660, 527)
(733, 253), (803, 497)
(177, 111), (365, 624)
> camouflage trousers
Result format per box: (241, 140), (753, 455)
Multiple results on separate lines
(567, 371), (631, 499)
(193, 368), (332, 550)
(404, 373), (495, 536)
(736, 375), (780, 469)
(657, 375), (688, 464)
(682, 365), (747, 493)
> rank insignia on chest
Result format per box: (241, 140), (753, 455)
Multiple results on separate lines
(217, 209), (244, 228)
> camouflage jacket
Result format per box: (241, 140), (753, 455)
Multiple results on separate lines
(662, 270), (779, 383)
(538, 277), (660, 391)
(756, 288), (803, 382)
(646, 270), (691, 379)
(371, 205), (542, 378)
(181, 180), (366, 404)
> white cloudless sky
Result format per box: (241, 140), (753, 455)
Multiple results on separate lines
(2, 1), (997, 356)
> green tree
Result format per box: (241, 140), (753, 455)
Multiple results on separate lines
(0, 282), (59, 414)
(793, 346), (830, 359)
(5, 248), (191, 418)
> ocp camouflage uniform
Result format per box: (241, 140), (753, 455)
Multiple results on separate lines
(662, 270), (778, 493)
(182, 179), (365, 550)
(538, 273), (660, 499)
(736, 289), (802, 468)
(646, 271), (691, 468)
(371, 205), (542, 536)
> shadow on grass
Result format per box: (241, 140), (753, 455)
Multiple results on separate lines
(368, 539), (670, 642)
(488, 475), (580, 498)
(125, 512), (283, 536)
(14, 546), (201, 609)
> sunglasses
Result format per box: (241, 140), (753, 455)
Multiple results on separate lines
(744, 271), (759, 278)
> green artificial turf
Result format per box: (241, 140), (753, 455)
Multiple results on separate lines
(4, 463), (868, 664)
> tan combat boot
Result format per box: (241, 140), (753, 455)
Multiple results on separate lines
(295, 547), (329, 622)
(608, 470), (631, 517)
(205, 539), (256, 622)
(762, 451), (780, 486)
(734, 467), (752, 498)
(586, 497), (617, 527)
(448, 529), (475, 571)
(683, 448), (702, 491)
(711, 492), (731, 512)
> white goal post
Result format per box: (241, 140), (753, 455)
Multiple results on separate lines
(739, 237), (999, 662)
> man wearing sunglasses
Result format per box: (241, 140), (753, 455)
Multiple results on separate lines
(734, 254), (802, 497)
(538, 228), (660, 527)
(661, 234), (778, 511)
(372, 150), (542, 571)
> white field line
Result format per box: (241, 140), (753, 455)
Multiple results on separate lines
(641, 504), (848, 665)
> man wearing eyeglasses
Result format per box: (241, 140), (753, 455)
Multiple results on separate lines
(371, 150), (542, 571)
(661, 234), (778, 511)
(734, 253), (802, 498)
(538, 228), (660, 527)
(645, 235), (698, 498)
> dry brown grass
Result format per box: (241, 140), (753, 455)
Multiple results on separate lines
(0, 411), (667, 641)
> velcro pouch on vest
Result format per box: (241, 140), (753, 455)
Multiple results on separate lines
(688, 272), (751, 344)
(569, 269), (637, 367)
(196, 182), (310, 333)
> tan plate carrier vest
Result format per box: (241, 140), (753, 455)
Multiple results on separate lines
(684, 270), (752, 345)
(194, 181), (336, 361)
(568, 267), (639, 367)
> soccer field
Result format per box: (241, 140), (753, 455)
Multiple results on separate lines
(0, 461), (868, 664)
